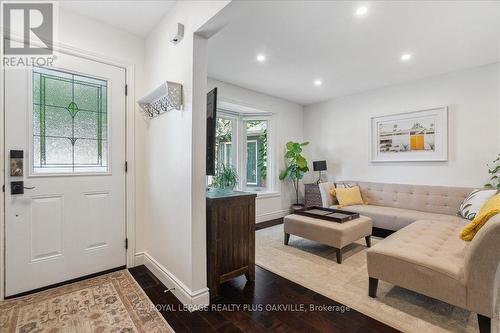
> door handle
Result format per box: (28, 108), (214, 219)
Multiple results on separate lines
(11, 181), (35, 195)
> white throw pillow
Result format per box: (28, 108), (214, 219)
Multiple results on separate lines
(458, 189), (498, 220)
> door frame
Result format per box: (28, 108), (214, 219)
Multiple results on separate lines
(0, 36), (137, 300)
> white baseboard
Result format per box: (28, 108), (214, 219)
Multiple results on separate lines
(134, 252), (210, 311)
(134, 252), (145, 265)
(256, 208), (290, 223)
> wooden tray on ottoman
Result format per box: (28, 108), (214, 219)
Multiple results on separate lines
(294, 206), (360, 223)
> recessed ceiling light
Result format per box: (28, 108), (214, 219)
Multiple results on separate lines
(314, 79), (323, 87)
(401, 53), (412, 62)
(256, 54), (266, 62)
(355, 6), (368, 17)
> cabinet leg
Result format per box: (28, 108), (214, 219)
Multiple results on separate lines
(477, 314), (491, 333)
(284, 233), (290, 245)
(365, 235), (371, 248)
(245, 270), (255, 282)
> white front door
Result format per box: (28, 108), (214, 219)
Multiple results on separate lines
(4, 51), (127, 297)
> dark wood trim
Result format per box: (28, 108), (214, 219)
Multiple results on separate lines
(256, 217), (283, 230)
(5, 265), (126, 299)
(369, 277), (379, 298)
(373, 227), (395, 238)
(220, 267), (249, 283)
(365, 235), (372, 248)
(477, 314), (491, 333)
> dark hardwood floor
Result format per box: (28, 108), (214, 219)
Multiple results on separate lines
(129, 265), (400, 333)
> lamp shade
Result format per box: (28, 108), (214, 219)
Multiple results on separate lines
(313, 160), (327, 171)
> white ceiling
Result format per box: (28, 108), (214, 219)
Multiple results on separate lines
(207, 1), (500, 105)
(60, 0), (176, 38)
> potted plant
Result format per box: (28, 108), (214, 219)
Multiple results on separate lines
(211, 163), (238, 191)
(485, 153), (500, 189)
(279, 141), (309, 210)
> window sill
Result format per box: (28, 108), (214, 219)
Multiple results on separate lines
(252, 191), (280, 199)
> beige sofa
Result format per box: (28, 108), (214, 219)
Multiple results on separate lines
(318, 181), (500, 333)
(318, 180), (472, 231)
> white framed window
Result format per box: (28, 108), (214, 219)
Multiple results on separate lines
(212, 107), (275, 195)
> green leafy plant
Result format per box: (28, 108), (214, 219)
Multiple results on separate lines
(211, 163), (238, 190)
(257, 129), (268, 183)
(485, 153), (500, 190)
(279, 141), (309, 205)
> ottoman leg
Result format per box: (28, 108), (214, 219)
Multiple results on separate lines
(477, 314), (491, 333)
(369, 277), (378, 298)
(335, 248), (342, 264)
(284, 233), (290, 245)
(365, 236), (371, 248)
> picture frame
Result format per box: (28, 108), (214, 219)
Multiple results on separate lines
(371, 107), (448, 162)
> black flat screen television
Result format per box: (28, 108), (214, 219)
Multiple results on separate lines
(206, 88), (217, 175)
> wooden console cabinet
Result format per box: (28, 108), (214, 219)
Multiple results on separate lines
(206, 190), (256, 298)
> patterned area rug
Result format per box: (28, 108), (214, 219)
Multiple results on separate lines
(256, 224), (500, 333)
(0, 270), (174, 333)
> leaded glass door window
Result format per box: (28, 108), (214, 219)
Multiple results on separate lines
(32, 67), (108, 174)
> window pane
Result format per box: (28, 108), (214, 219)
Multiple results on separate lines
(44, 137), (73, 165)
(215, 117), (234, 169)
(44, 106), (73, 138)
(74, 138), (100, 165)
(245, 120), (268, 191)
(43, 76), (72, 108)
(32, 67), (108, 174)
(74, 82), (100, 111)
(246, 141), (257, 184)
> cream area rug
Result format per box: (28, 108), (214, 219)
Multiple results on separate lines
(256, 224), (500, 333)
(0, 270), (174, 333)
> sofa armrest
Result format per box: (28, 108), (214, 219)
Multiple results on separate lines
(464, 213), (500, 317)
(318, 181), (335, 208)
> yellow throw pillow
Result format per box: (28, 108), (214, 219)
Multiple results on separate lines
(460, 193), (500, 241)
(335, 186), (365, 208)
(329, 187), (336, 197)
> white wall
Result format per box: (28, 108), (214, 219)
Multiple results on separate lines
(303, 63), (500, 187)
(142, 1), (229, 305)
(207, 78), (304, 222)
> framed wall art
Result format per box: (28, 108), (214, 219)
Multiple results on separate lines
(371, 107), (448, 162)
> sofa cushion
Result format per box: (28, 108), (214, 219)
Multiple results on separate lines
(367, 219), (469, 308)
(458, 189), (498, 220)
(335, 186), (365, 208)
(329, 204), (466, 230)
(318, 181), (336, 207)
(460, 193), (500, 241)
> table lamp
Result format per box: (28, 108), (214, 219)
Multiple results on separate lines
(313, 160), (327, 184)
